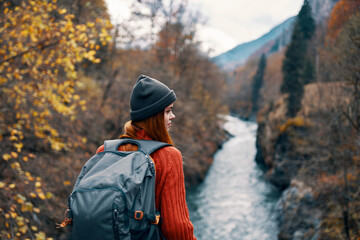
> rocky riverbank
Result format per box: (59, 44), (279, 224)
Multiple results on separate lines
(255, 82), (356, 239)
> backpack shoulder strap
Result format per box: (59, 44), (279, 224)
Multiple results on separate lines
(104, 139), (170, 155)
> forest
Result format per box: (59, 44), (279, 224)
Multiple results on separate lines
(238, 0), (360, 239)
(1, 0), (360, 239)
(0, 0), (227, 239)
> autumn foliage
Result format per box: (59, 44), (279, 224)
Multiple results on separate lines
(0, 0), (112, 239)
(232, 0), (360, 238)
(0, 0), (227, 239)
(327, 0), (360, 39)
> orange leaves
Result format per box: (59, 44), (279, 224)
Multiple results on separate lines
(316, 170), (360, 192)
(317, 173), (342, 186)
(327, 0), (360, 39)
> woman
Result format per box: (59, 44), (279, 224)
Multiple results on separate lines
(96, 75), (197, 240)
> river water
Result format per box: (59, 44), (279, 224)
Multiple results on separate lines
(186, 115), (281, 240)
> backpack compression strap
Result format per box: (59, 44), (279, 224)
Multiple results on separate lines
(104, 139), (171, 155)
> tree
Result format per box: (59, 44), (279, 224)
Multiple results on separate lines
(327, 0), (360, 39)
(281, 0), (315, 117)
(251, 54), (267, 113)
(331, 12), (360, 133)
(0, 1), (111, 239)
(303, 57), (315, 85)
(320, 12), (360, 240)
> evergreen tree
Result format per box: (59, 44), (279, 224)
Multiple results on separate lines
(251, 54), (267, 113)
(297, 0), (316, 40)
(281, 0), (316, 117)
(303, 57), (315, 85)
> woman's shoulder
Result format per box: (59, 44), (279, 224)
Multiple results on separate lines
(151, 145), (183, 167)
(155, 145), (182, 158)
(159, 145), (181, 154)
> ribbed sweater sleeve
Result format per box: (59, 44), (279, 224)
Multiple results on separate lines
(152, 147), (196, 240)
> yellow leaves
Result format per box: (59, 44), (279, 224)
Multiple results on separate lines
(46, 192), (53, 199)
(25, 172), (34, 181)
(11, 151), (18, 158)
(93, 58), (101, 64)
(30, 192), (37, 198)
(0, 4), (112, 236)
(35, 231), (47, 240)
(50, 140), (65, 151)
(20, 29), (30, 37)
(279, 117), (312, 134)
(18, 225), (28, 234)
(15, 194), (26, 204)
(33, 207), (40, 213)
(58, 8), (67, 15)
(11, 162), (21, 171)
(0, 76), (7, 86)
(37, 192), (46, 200)
(63, 181), (71, 186)
(15, 142), (23, 152)
(87, 22), (95, 28)
(84, 50), (97, 61)
(10, 211), (17, 218)
(1, 2), (110, 157)
(10, 135), (18, 141)
(2, 153), (11, 161)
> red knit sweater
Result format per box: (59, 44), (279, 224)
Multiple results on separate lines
(96, 130), (196, 240)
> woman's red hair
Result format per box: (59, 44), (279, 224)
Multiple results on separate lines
(119, 110), (174, 151)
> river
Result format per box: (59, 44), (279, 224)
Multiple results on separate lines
(186, 115), (281, 240)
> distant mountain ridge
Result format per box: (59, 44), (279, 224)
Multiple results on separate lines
(212, 0), (339, 71)
(212, 16), (296, 71)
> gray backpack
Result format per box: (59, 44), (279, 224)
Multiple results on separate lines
(66, 139), (169, 240)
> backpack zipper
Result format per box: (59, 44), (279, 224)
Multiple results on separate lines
(113, 207), (120, 240)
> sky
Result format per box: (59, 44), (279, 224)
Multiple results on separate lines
(105, 0), (304, 56)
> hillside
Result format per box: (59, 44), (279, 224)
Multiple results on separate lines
(253, 0), (360, 238)
(255, 82), (358, 239)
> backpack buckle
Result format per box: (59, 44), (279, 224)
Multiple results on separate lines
(151, 214), (160, 225)
(134, 211), (143, 220)
(56, 209), (72, 228)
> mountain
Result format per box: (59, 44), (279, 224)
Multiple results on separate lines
(212, 0), (339, 71)
(212, 16), (295, 71)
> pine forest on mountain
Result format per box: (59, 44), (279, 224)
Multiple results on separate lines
(0, 0), (359, 239)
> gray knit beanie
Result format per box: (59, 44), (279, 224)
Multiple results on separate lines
(130, 75), (176, 121)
